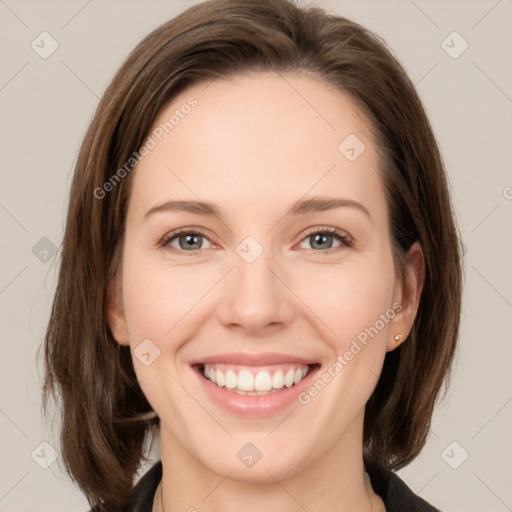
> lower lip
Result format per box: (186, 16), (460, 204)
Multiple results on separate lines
(192, 364), (320, 416)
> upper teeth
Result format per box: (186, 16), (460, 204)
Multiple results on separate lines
(203, 364), (309, 394)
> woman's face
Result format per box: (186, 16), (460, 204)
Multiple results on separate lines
(109, 72), (420, 481)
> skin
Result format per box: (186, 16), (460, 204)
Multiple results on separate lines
(108, 72), (424, 512)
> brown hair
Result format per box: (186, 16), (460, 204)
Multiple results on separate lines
(42, 0), (462, 509)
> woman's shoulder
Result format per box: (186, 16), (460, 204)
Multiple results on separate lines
(89, 461), (162, 512)
(129, 461), (163, 512)
(365, 458), (441, 512)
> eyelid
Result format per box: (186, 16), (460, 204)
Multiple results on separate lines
(296, 225), (353, 251)
(158, 226), (216, 251)
(300, 225), (353, 244)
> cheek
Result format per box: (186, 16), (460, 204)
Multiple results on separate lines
(294, 256), (396, 347)
(122, 247), (208, 342)
(120, 247), (208, 421)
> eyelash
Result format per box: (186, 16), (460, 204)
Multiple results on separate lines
(158, 226), (353, 256)
(299, 226), (353, 251)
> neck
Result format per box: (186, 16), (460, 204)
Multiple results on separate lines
(153, 414), (385, 512)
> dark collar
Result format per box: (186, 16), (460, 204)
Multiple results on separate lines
(364, 458), (440, 511)
(126, 459), (440, 512)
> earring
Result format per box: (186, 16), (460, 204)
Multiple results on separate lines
(394, 334), (403, 344)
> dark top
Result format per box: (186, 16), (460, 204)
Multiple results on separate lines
(115, 459), (441, 512)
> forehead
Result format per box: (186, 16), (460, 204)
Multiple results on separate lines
(128, 72), (385, 222)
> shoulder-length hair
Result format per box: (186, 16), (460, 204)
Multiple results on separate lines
(42, 0), (462, 509)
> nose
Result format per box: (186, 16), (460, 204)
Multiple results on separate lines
(216, 245), (295, 337)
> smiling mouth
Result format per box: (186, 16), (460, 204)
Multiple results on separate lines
(194, 363), (320, 396)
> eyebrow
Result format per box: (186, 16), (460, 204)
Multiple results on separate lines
(143, 196), (371, 221)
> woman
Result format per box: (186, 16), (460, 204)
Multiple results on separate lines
(42, 0), (462, 511)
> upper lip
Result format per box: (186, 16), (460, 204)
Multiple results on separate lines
(190, 352), (318, 366)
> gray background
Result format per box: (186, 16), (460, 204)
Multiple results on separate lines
(1, 1), (511, 511)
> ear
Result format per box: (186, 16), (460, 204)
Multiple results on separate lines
(386, 241), (425, 352)
(106, 278), (130, 346)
